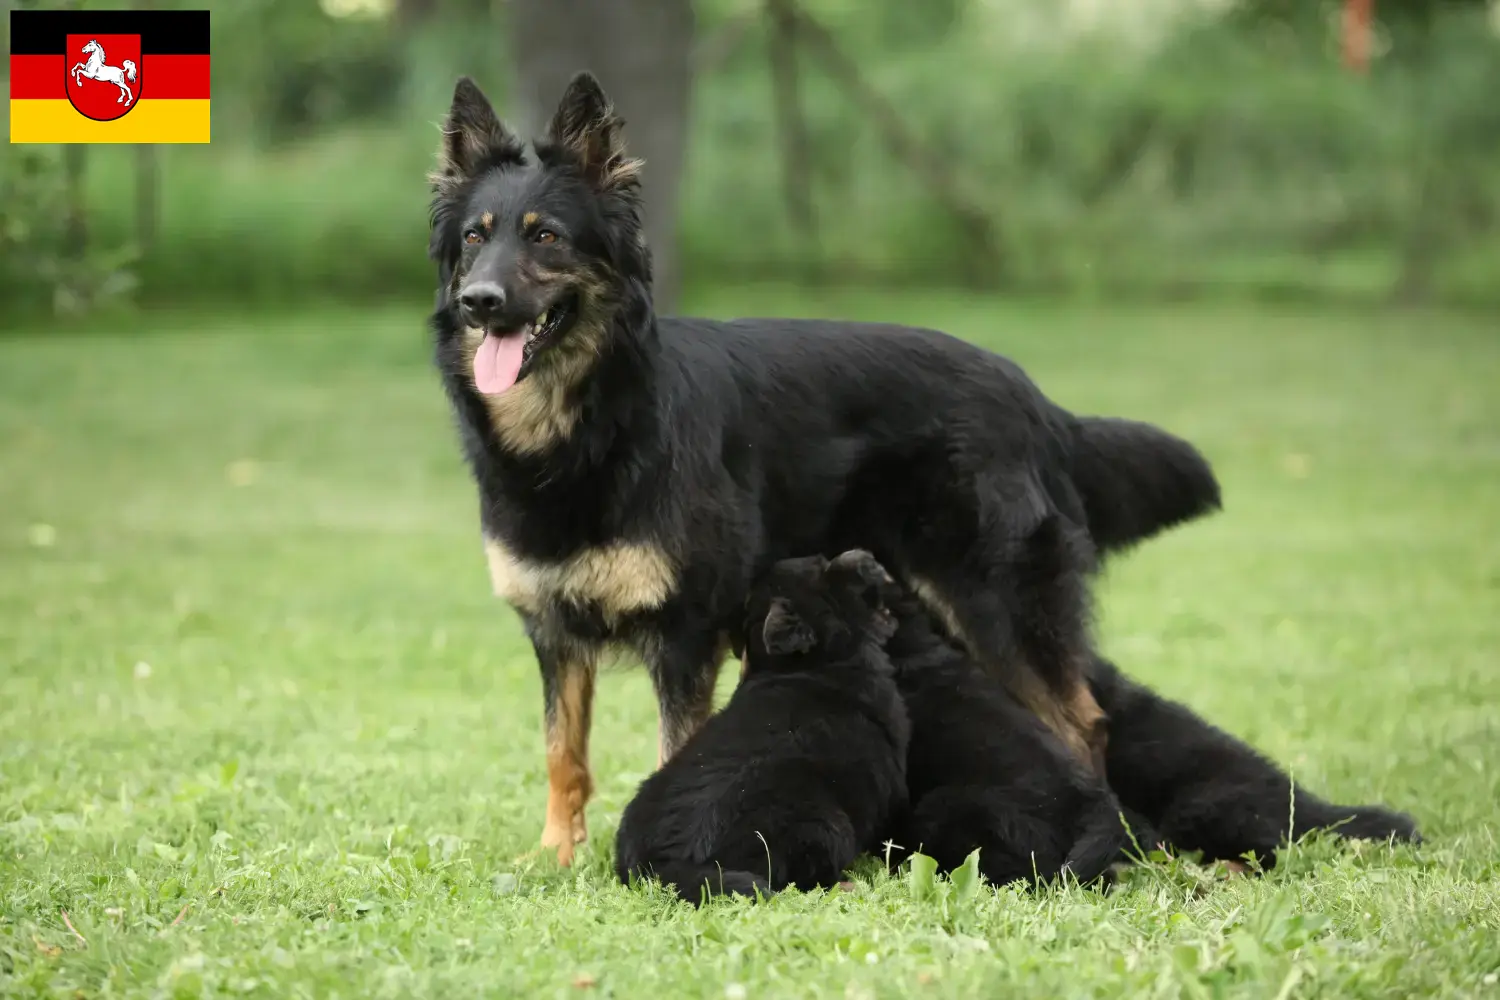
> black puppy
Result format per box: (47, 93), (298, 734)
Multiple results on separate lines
(1088, 657), (1421, 868)
(615, 550), (908, 904)
(883, 572), (1144, 889)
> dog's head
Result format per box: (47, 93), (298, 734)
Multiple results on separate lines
(741, 550), (898, 672)
(427, 72), (646, 398)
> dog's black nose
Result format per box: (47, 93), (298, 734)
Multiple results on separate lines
(459, 282), (505, 325)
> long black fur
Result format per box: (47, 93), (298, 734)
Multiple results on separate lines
(614, 551), (908, 904)
(1087, 657), (1421, 867)
(1071, 417), (1221, 558)
(426, 72), (1225, 794)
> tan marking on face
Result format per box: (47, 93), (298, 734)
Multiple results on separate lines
(522, 264), (570, 284)
(483, 535), (678, 623)
(522, 211), (540, 228)
(541, 656), (596, 866)
(480, 211), (495, 233)
(463, 274), (614, 455)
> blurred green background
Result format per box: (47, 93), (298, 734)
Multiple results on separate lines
(4, 7), (1499, 993)
(3, 0), (1498, 320)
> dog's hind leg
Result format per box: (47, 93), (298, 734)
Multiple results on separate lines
(906, 511), (1106, 772)
(528, 624), (599, 867)
(648, 629), (727, 767)
(1006, 512), (1110, 774)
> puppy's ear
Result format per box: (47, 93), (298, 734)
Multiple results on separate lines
(545, 71), (642, 192)
(432, 77), (520, 192)
(762, 597), (817, 656)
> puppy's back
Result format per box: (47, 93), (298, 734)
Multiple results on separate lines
(616, 654), (907, 903)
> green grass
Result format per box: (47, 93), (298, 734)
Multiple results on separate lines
(2, 291), (1498, 998)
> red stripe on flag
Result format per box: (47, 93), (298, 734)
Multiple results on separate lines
(9, 54), (210, 100)
(7, 56), (58, 99)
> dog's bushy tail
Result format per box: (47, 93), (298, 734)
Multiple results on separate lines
(1070, 417), (1221, 556)
(626, 861), (772, 906)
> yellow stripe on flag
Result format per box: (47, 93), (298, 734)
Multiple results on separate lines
(9, 99), (210, 144)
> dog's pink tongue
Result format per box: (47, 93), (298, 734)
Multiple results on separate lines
(473, 331), (526, 395)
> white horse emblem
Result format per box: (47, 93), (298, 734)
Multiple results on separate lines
(71, 39), (137, 107)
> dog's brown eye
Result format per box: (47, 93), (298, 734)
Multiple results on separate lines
(535, 229), (558, 245)
(463, 230), (482, 245)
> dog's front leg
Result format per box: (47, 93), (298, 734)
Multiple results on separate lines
(528, 624), (598, 866)
(648, 630), (727, 767)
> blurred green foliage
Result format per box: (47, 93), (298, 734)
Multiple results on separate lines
(2, 0), (1497, 317)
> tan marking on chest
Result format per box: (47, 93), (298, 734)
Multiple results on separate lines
(484, 536), (678, 621)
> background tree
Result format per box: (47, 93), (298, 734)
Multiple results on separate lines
(508, 0), (696, 314)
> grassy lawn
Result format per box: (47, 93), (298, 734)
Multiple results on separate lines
(2, 291), (1497, 998)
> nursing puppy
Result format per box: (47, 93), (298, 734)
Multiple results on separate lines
(615, 550), (908, 904)
(1088, 658), (1421, 868)
(883, 566), (1143, 889)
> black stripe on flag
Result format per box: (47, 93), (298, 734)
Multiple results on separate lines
(9, 9), (210, 55)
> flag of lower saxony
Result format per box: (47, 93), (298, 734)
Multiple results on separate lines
(9, 9), (210, 143)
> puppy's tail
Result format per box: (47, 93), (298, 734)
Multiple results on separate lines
(626, 861), (772, 906)
(1070, 417), (1221, 557)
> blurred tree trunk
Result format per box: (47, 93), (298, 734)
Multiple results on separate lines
(396, 0), (439, 26)
(767, 0), (816, 242)
(63, 145), (88, 255)
(136, 145), (158, 252)
(508, 0), (695, 314)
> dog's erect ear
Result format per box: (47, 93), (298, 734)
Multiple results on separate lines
(546, 71), (642, 192)
(433, 77), (520, 190)
(762, 597), (817, 656)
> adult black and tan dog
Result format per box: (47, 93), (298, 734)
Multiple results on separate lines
(426, 71), (1220, 864)
(615, 550), (908, 904)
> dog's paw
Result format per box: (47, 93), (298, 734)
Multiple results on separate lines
(541, 812), (588, 866)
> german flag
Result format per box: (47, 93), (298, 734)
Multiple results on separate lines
(10, 9), (210, 144)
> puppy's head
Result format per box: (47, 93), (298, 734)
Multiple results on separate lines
(427, 72), (648, 397)
(742, 550), (897, 671)
(877, 577), (951, 656)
